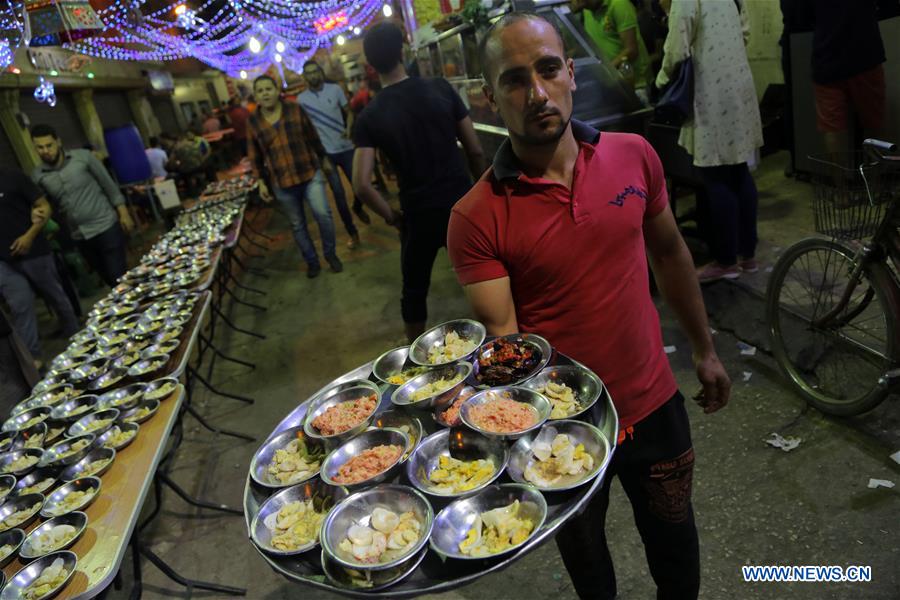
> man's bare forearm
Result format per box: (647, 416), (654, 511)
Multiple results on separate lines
(355, 181), (394, 222)
(650, 244), (715, 359)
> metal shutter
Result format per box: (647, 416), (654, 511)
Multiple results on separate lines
(0, 126), (20, 169)
(93, 90), (134, 129)
(19, 91), (88, 149)
(149, 96), (179, 134)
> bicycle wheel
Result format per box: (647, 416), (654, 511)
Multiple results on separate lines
(766, 237), (898, 416)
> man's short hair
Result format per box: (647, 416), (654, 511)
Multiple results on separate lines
(253, 74), (277, 89)
(478, 12), (566, 84)
(363, 21), (404, 74)
(302, 60), (322, 73)
(30, 124), (58, 139)
(149, 136), (159, 147)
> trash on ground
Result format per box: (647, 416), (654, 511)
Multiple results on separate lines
(890, 450), (900, 465)
(664, 345), (677, 354)
(738, 342), (757, 356)
(867, 478), (895, 490)
(765, 432), (801, 452)
(742, 371), (752, 382)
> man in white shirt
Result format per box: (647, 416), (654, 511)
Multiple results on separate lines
(299, 61), (369, 249)
(145, 136), (168, 180)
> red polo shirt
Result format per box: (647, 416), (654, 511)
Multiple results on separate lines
(447, 122), (678, 428)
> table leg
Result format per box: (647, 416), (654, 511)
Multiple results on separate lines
(183, 403), (255, 442)
(242, 218), (274, 241)
(230, 251), (269, 278)
(133, 535), (246, 596)
(187, 366), (254, 404)
(138, 477), (163, 531)
(130, 536), (142, 600)
(222, 284), (267, 312)
(157, 472), (243, 515)
(198, 333), (255, 369)
(226, 270), (267, 296)
(211, 302), (266, 339)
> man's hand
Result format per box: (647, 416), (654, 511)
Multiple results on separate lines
(258, 181), (274, 203)
(321, 158), (334, 177)
(9, 233), (34, 257)
(31, 205), (50, 226)
(118, 207), (135, 234)
(385, 208), (403, 232)
(693, 352), (731, 414)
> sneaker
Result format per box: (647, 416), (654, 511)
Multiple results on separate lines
(307, 263), (321, 279)
(740, 259), (759, 273)
(353, 205), (372, 225)
(325, 255), (343, 273)
(347, 233), (360, 249)
(697, 263), (741, 284)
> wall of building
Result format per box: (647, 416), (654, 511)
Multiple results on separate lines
(744, 0), (785, 99)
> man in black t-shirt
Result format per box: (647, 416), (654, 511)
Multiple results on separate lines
(352, 21), (487, 342)
(0, 167), (79, 364)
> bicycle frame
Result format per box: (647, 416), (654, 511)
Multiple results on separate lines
(811, 141), (900, 331)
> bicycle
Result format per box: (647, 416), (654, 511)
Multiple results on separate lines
(765, 139), (900, 416)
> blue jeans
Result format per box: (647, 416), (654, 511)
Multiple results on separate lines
(326, 149), (359, 237)
(0, 254), (80, 357)
(275, 171), (336, 267)
(697, 163), (758, 266)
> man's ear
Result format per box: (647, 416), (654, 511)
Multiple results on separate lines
(483, 82), (498, 113)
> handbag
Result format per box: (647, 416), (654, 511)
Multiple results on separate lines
(654, 57), (694, 126)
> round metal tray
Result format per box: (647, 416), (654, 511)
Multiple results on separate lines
(243, 352), (618, 598)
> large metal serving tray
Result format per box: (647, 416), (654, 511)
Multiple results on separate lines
(243, 351), (618, 598)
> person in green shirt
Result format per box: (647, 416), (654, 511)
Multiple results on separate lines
(573, 0), (652, 100)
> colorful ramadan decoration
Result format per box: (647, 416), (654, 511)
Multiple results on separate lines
(34, 75), (56, 106)
(23, 0), (104, 46)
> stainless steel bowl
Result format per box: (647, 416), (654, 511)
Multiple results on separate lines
(0, 550), (77, 599)
(111, 313), (141, 331)
(408, 319), (486, 366)
(460, 386), (552, 441)
(521, 365), (605, 420)
(320, 484), (434, 571)
(20, 512), (87, 559)
(66, 338), (97, 358)
(67, 409), (120, 438)
(140, 339), (180, 360)
(48, 354), (87, 372)
(0, 432), (15, 453)
(303, 380), (382, 444)
(250, 479), (348, 556)
(507, 420), (610, 491)
(371, 346), (410, 384)
(142, 377), (179, 402)
(429, 484), (548, 560)
(471, 333), (554, 388)
(0, 528), (24, 568)
(0, 493), (44, 532)
(406, 429), (508, 498)
(97, 328), (130, 347)
(111, 348), (143, 370)
(60, 447), (115, 482)
(133, 317), (168, 338)
(118, 398), (160, 424)
(96, 423), (139, 451)
(0, 475), (15, 503)
(13, 467), (57, 497)
(43, 423), (67, 446)
(41, 477), (101, 518)
(250, 427), (325, 489)
(152, 325), (183, 344)
(3, 408), (51, 433)
(96, 384), (146, 412)
(9, 423), (46, 451)
(86, 367), (128, 392)
(40, 434), (96, 468)
(320, 429), (411, 490)
(49, 395), (98, 422)
(390, 362), (471, 411)
(321, 545), (427, 592)
(0, 450), (43, 477)
(126, 354), (170, 378)
(67, 357), (109, 385)
(370, 410), (423, 460)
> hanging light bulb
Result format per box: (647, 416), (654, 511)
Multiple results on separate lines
(35, 77), (56, 107)
(239, 70), (247, 79)
(248, 36), (262, 54)
(275, 41), (285, 53)
(0, 40), (13, 70)
(336, 35), (346, 46)
(274, 53), (282, 63)
(353, 27), (361, 35)
(382, 3), (392, 17)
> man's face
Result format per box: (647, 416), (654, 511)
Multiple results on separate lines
(483, 18), (576, 147)
(254, 80), (279, 109)
(303, 66), (324, 90)
(33, 135), (62, 165)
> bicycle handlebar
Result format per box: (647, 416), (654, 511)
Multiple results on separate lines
(864, 138), (897, 152)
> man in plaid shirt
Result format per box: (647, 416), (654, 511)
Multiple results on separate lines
(249, 75), (342, 278)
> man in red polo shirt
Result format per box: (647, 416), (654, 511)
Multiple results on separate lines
(447, 13), (730, 600)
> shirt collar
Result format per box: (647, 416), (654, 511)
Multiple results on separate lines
(38, 151), (71, 173)
(492, 119), (601, 181)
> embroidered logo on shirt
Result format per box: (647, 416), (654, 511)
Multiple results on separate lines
(609, 185), (647, 207)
